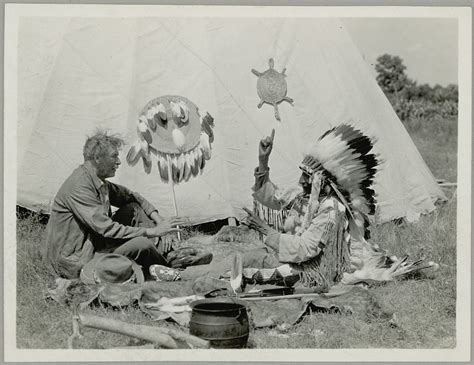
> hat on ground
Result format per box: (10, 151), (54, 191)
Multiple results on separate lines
(80, 253), (145, 285)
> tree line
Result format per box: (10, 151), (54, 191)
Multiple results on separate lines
(375, 54), (458, 121)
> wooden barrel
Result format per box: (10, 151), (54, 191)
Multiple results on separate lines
(189, 298), (249, 348)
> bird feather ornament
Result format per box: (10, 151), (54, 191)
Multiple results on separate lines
(177, 100), (190, 123)
(126, 137), (153, 173)
(200, 132), (211, 160)
(342, 253), (439, 284)
(155, 103), (168, 123)
(142, 155), (152, 174)
(230, 254), (243, 294)
(200, 112), (215, 143)
(127, 95), (215, 184)
(177, 154), (186, 182)
(126, 141), (142, 166)
(195, 147), (203, 171)
(171, 155), (179, 183)
(183, 152), (193, 182)
(157, 160), (168, 183)
(182, 158), (191, 182)
(159, 153), (170, 182)
(146, 108), (157, 131)
(138, 117), (152, 145)
(169, 101), (182, 119)
(190, 149), (200, 177)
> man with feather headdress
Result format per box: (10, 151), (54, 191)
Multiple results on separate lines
(243, 125), (436, 289)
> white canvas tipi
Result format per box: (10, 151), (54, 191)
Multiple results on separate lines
(17, 17), (445, 224)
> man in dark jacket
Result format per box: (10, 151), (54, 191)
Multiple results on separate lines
(43, 129), (185, 279)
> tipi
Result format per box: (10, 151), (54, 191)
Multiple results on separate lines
(17, 16), (445, 224)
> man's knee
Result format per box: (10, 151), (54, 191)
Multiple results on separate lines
(133, 237), (156, 251)
(113, 202), (150, 227)
(114, 237), (156, 256)
(134, 237), (156, 251)
(243, 248), (267, 268)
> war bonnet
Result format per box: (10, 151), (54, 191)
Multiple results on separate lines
(299, 124), (380, 224)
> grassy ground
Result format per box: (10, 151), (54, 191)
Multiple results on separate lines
(16, 117), (457, 349)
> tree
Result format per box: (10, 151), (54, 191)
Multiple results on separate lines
(375, 53), (458, 121)
(441, 84), (458, 102)
(375, 54), (411, 97)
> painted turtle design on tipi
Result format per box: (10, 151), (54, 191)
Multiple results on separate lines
(251, 58), (294, 121)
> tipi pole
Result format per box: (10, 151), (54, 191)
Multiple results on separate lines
(166, 154), (181, 241)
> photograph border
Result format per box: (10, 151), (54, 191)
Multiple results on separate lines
(3, 3), (472, 363)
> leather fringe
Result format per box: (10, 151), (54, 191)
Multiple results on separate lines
(253, 200), (289, 240)
(293, 207), (351, 288)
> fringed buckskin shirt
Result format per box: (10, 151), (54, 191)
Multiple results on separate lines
(252, 167), (351, 288)
(43, 164), (158, 279)
(251, 167), (414, 287)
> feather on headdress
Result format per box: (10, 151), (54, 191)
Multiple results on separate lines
(300, 124), (380, 234)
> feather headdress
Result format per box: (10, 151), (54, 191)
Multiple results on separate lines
(300, 124), (380, 235)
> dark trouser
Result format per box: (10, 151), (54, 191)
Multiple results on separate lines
(96, 202), (169, 276)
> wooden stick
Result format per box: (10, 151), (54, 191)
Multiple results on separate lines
(111, 344), (155, 349)
(158, 327), (210, 349)
(167, 154), (181, 241)
(79, 314), (178, 349)
(438, 182), (457, 187)
(67, 315), (83, 349)
(239, 293), (323, 301)
(78, 314), (209, 349)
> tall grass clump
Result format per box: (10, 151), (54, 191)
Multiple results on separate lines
(16, 211), (75, 348)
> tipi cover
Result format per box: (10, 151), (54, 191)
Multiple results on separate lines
(17, 16), (445, 224)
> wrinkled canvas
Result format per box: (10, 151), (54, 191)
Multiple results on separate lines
(17, 17), (445, 224)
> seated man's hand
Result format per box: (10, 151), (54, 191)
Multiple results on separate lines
(146, 217), (187, 238)
(242, 207), (277, 236)
(158, 234), (177, 254)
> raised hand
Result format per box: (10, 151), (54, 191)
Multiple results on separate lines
(258, 129), (275, 170)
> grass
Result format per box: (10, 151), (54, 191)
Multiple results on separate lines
(403, 116), (457, 183)
(15, 116), (457, 349)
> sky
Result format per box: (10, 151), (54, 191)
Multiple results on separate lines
(342, 18), (458, 87)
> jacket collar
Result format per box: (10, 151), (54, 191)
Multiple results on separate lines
(82, 162), (105, 191)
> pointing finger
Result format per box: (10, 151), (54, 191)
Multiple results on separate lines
(270, 128), (275, 143)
